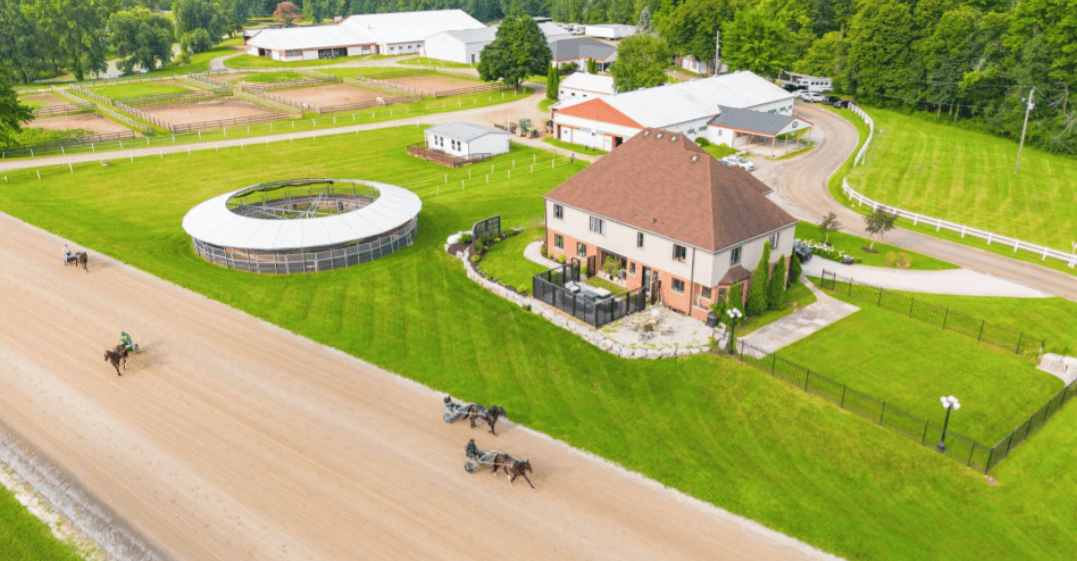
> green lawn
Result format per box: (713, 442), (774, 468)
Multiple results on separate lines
(845, 107), (1077, 252)
(399, 56), (477, 69)
(225, 54), (370, 69)
(91, 81), (191, 100)
(19, 98), (48, 110)
(585, 276), (627, 295)
(703, 144), (737, 159)
(794, 222), (957, 270)
(4, 127), (1077, 560)
(778, 293), (1062, 444)
(240, 71), (310, 83)
(538, 98), (556, 112)
(476, 228), (548, 293)
(542, 136), (607, 155)
(4, 127), (92, 148)
(735, 280), (818, 335)
(0, 486), (84, 561)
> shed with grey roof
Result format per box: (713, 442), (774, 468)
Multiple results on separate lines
(707, 105), (814, 156)
(422, 122), (509, 159)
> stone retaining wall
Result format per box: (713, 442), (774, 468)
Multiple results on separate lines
(451, 246), (710, 360)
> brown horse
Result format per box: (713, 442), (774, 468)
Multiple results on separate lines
(491, 453), (534, 488)
(74, 252), (88, 272)
(468, 405), (506, 435)
(104, 345), (129, 376)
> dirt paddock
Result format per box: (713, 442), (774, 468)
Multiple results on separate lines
(140, 96), (279, 126)
(0, 210), (837, 561)
(387, 74), (486, 95)
(30, 112), (135, 135)
(22, 92), (68, 108)
(273, 84), (384, 108)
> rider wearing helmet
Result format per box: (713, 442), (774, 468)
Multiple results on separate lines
(465, 438), (482, 460)
(120, 331), (133, 349)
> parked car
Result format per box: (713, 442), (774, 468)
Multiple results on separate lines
(804, 92), (827, 103)
(823, 96), (850, 109)
(792, 241), (813, 262)
(722, 155), (756, 172)
(792, 90), (810, 100)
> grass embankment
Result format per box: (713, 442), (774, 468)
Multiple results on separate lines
(542, 136), (606, 155)
(778, 292), (1062, 444)
(829, 106), (1077, 277)
(91, 81), (191, 100)
(4, 127), (92, 149)
(4, 128), (1077, 560)
(399, 56), (477, 69)
(477, 228), (548, 292)
(793, 223), (956, 270)
(0, 486), (84, 560)
(702, 144), (737, 159)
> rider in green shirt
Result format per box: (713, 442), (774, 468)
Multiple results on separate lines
(120, 331), (132, 348)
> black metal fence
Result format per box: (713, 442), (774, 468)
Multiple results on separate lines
(729, 340), (996, 470)
(473, 215), (501, 238)
(532, 264), (646, 327)
(819, 270), (1045, 358)
(983, 380), (1077, 472)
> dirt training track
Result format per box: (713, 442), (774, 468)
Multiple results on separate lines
(0, 211), (836, 560)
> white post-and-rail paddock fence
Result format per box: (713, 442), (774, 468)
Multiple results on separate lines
(843, 104), (1076, 269)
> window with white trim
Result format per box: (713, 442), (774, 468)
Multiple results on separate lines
(553, 204), (563, 219)
(577, 242), (587, 257)
(672, 279), (685, 293)
(554, 234), (563, 249)
(589, 216), (604, 234)
(730, 246), (742, 265)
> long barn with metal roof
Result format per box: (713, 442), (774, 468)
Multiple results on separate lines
(182, 179), (421, 274)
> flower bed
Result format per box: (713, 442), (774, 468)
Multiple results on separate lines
(796, 238), (860, 264)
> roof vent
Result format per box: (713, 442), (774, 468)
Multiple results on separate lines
(671, 135), (678, 142)
(691, 155), (699, 163)
(656, 132), (663, 140)
(643, 130), (650, 136)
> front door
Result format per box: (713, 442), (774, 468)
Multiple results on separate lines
(641, 267), (652, 296)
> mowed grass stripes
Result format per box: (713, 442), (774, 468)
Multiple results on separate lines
(846, 108), (1077, 250)
(1, 128), (1077, 560)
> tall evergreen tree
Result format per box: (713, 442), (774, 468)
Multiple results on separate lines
(746, 241), (770, 316)
(767, 258), (786, 311)
(546, 64), (560, 99)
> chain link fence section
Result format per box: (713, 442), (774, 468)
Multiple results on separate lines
(819, 270), (1045, 359)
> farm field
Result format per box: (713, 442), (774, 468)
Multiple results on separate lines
(2, 127), (1077, 559)
(91, 81), (192, 100)
(776, 294), (1062, 444)
(845, 107), (1077, 251)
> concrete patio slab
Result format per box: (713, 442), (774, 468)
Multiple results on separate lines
(740, 279), (860, 354)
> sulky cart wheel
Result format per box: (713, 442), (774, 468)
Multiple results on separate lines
(464, 461), (475, 473)
(443, 411), (453, 423)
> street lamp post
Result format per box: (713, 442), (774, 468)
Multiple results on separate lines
(726, 308), (743, 355)
(937, 395), (961, 452)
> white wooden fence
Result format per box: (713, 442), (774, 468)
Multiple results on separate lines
(848, 103), (874, 166)
(842, 178), (1077, 268)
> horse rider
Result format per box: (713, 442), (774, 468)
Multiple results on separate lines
(119, 331), (133, 350)
(465, 438), (482, 461)
(445, 395), (467, 415)
(63, 244), (70, 258)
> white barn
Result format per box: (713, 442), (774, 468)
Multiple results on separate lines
(424, 122), (510, 158)
(552, 71), (797, 151)
(245, 10), (485, 61)
(557, 73), (615, 102)
(583, 24), (637, 39)
(424, 21), (570, 65)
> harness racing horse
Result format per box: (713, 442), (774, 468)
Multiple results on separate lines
(104, 345), (129, 376)
(491, 453), (534, 488)
(468, 405), (506, 435)
(73, 252), (88, 272)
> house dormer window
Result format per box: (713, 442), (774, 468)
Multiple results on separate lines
(672, 244), (686, 262)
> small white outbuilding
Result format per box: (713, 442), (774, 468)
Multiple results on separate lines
(424, 123), (510, 158)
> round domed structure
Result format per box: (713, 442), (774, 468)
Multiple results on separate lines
(182, 178), (421, 274)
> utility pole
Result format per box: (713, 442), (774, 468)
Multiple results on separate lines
(1015, 87), (1034, 173)
(713, 30), (721, 76)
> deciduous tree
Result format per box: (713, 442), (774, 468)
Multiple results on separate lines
(25, 0), (108, 80)
(864, 208), (897, 250)
(273, 0), (301, 24)
(721, 7), (790, 76)
(610, 33), (669, 92)
(0, 66), (33, 146)
(477, 9), (551, 91)
(109, 9), (175, 73)
(0, 0), (51, 83)
(818, 212), (840, 244)
(174, 0), (228, 51)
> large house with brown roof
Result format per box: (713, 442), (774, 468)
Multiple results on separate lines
(543, 128), (798, 321)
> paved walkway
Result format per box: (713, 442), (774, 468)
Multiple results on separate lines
(524, 240), (559, 268)
(802, 258), (1048, 298)
(740, 279), (860, 354)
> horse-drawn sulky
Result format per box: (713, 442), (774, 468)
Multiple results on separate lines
(443, 396), (506, 435)
(463, 439), (534, 488)
(62, 244), (88, 272)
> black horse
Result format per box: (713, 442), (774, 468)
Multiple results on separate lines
(492, 453), (534, 488)
(468, 405), (506, 435)
(104, 344), (129, 376)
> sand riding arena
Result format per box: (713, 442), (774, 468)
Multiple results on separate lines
(182, 178), (421, 274)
